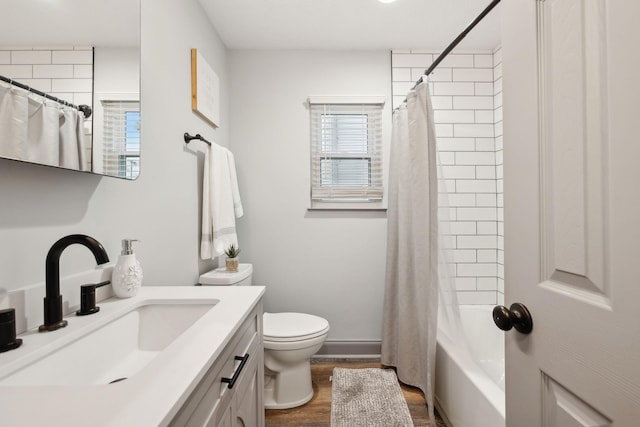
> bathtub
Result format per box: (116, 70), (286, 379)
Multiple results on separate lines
(435, 305), (505, 427)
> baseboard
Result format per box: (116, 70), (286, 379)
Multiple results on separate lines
(315, 340), (381, 358)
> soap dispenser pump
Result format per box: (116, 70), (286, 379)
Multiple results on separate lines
(112, 239), (143, 298)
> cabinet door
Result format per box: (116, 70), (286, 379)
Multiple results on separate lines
(216, 405), (232, 427)
(233, 352), (260, 427)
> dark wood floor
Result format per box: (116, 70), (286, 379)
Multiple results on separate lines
(265, 358), (445, 427)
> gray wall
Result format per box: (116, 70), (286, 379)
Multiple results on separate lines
(0, 0), (226, 292)
(228, 50), (391, 342)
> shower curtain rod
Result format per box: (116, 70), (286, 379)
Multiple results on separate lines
(0, 74), (92, 118)
(410, 0), (501, 91)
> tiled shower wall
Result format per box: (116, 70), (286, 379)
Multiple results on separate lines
(0, 46), (93, 169)
(391, 48), (503, 305)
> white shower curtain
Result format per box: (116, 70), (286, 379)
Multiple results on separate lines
(59, 107), (86, 170)
(27, 99), (61, 166)
(381, 80), (440, 424)
(0, 82), (29, 160)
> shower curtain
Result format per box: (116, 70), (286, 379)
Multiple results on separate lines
(381, 80), (440, 424)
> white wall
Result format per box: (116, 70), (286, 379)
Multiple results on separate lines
(0, 0), (225, 300)
(228, 50), (391, 343)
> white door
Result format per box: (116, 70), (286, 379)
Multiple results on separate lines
(502, 0), (640, 425)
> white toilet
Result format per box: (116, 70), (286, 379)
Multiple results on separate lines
(199, 264), (330, 409)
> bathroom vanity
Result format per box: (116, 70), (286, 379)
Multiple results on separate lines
(0, 286), (265, 427)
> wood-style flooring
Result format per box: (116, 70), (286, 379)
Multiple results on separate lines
(265, 358), (445, 427)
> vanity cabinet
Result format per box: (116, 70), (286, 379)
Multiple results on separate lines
(170, 302), (264, 427)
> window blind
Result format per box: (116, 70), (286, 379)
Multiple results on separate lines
(102, 100), (140, 179)
(310, 102), (383, 201)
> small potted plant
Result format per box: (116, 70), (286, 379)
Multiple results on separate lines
(224, 244), (241, 272)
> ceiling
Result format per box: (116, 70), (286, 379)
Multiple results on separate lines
(198, 0), (502, 51)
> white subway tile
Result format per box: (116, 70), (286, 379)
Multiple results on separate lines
(494, 62), (503, 79)
(452, 250), (477, 263)
(393, 49), (411, 54)
(476, 194), (497, 207)
(475, 110), (494, 124)
(0, 64), (32, 78)
(73, 92), (93, 106)
(440, 206), (457, 221)
(494, 92), (503, 108)
(448, 221), (477, 235)
(476, 166), (496, 179)
(494, 76), (503, 93)
(497, 249), (504, 264)
(433, 82), (475, 96)
(476, 138), (495, 151)
(439, 179), (456, 194)
(497, 264), (504, 278)
(457, 179), (496, 194)
(12, 50), (51, 64)
(434, 110), (474, 124)
(455, 152), (495, 165)
(457, 208), (498, 222)
(458, 263), (497, 277)
(447, 194), (476, 207)
(0, 51), (9, 64)
(52, 50), (93, 64)
(454, 123), (494, 138)
(475, 82), (494, 96)
(497, 205), (504, 221)
(457, 235), (497, 250)
(456, 278), (477, 291)
(453, 68), (494, 82)
(74, 65), (93, 78)
(420, 67), (451, 82)
(438, 151), (455, 165)
(392, 67), (411, 81)
(33, 64), (73, 79)
(496, 163), (503, 179)
(457, 291), (497, 305)
(51, 78), (92, 93)
(497, 193), (504, 208)
(474, 54), (493, 68)
(477, 221), (498, 234)
(437, 137), (475, 152)
(453, 96), (494, 110)
(393, 81), (414, 96)
(439, 54), (474, 68)
(431, 96), (453, 109)
(392, 96), (405, 109)
(441, 165), (476, 179)
(392, 53), (433, 68)
(435, 123), (454, 137)
(494, 106), (503, 122)
(477, 250), (497, 263)
(497, 235), (504, 250)
(498, 279), (505, 294)
(496, 150), (504, 165)
(477, 277), (498, 291)
(495, 135), (503, 150)
(17, 78), (50, 92)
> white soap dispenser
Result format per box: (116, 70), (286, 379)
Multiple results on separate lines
(112, 239), (143, 298)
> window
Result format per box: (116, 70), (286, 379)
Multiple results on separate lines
(102, 100), (140, 179)
(309, 96), (385, 208)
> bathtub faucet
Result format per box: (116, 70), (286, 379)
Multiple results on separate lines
(39, 234), (110, 332)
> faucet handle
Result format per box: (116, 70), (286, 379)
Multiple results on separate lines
(0, 308), (22, 353)
(76, 281), (111, 316)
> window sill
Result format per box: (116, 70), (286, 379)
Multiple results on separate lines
(308, 201), (387, 211)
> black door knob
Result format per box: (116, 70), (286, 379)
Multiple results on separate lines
(493, 303), (533, 334)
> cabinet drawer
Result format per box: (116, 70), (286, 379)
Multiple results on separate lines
(170, 307), (259, 427)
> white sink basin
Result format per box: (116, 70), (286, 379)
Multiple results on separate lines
(0, 301), (216, 386)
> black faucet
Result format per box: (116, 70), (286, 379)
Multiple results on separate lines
(39, 234), (110, 332)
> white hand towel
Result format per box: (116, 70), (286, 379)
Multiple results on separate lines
(201, 143), (243, 259)
(226, 149), (244, 218)
(59, 107), (80, 169)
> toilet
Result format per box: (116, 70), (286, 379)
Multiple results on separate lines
(199, 264), (330, 409)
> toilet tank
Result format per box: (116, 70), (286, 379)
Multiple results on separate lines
(199, 263), (253, 286)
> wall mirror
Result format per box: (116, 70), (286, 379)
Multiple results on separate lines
(0, 0), (141, 180)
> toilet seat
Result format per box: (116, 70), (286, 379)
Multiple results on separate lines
(263, 312), (330, 342)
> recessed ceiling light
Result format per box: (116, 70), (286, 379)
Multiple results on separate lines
(378, 0), (398, 3)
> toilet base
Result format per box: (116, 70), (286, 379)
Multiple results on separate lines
(263, 362), (314, 409)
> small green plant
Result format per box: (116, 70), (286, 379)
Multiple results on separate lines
(224, 244), (241, 258)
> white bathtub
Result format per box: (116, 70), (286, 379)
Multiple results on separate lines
(435, 305), (505, 427)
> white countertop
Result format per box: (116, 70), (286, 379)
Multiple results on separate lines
(0, 286), (265, 427)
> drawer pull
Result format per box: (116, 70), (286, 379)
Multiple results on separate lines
(221, 353), (249, 389)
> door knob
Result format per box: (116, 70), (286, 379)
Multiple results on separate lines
(493, 303), (533, 334)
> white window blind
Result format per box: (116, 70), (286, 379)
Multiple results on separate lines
(309, 99), (384, 203)
(102, 100), (140, 179)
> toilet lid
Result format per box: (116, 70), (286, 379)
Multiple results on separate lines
(263, 312), (330, 342)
